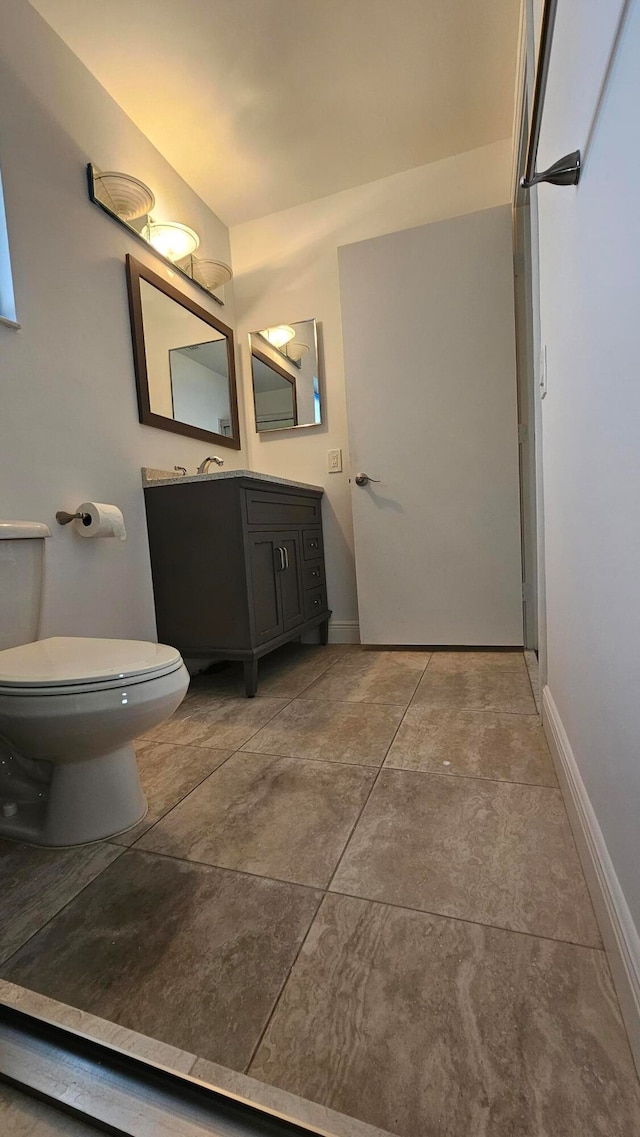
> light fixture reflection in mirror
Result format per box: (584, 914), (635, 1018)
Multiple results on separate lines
(249, 318), (322, 433)
(260, 325), (296, 349)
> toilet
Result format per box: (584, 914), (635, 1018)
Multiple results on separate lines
(0, 521), (189, 846)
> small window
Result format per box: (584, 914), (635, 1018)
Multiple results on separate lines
(0, 161), (17, 326)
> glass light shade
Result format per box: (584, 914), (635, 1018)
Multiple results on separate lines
(285, 341), (310, 362)
(141, 220), (200, 262)
(95, 171), (155, 221)
(179, 256), (232, 292)
(260, 325), (296, 349)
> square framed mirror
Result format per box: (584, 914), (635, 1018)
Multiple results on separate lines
(126, 255), (240, 449)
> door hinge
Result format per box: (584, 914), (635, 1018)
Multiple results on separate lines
(518, 423), (528, 444)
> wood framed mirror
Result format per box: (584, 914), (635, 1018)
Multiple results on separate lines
(126, 254), (240, 449)
(250, 345), (298, 430)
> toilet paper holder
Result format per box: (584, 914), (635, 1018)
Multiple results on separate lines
(55, 510), (90, 526)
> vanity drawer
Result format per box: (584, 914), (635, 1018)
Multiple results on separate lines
(303, 560), (325, 590)
(305, 586), (328, 618)
(303, 528), (323, 560)
(245, 490), (321, 528)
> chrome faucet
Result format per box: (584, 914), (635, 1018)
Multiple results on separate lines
(197, 455), (225, 474)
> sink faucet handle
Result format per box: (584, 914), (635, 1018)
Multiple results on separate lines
(173, 466), (187, 476)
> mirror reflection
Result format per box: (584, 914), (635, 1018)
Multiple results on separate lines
(141, 281), (232, 434)
(249, 318), (321, 432)
(126, 256), (240, 448)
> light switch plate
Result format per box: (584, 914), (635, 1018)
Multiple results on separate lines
(328, 448), (342, 473)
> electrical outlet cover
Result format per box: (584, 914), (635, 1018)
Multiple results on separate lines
(328, 448), (342, 472)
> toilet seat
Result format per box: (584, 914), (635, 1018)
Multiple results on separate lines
(0, 636), (183, 696)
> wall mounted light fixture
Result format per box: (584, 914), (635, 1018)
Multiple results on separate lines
(180, 256), (232, 293)
(140, 220), (200, 262)
(87, 164), (230, 306)
(93, 171), (155, 221)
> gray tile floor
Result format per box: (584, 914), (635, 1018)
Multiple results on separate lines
(1, 645), (639, 1136)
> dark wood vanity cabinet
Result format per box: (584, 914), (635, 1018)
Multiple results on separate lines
(143, 476), (331, 695)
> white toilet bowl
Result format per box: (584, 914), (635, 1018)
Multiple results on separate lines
(0, 637), (189, 846)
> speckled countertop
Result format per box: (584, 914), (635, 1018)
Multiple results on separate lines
(141, 467), (324, 493)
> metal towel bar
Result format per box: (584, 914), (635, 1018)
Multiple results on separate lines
(521, 0), (581, 189)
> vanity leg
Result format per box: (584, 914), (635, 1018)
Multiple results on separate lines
(319, 619), (329, 646)
(243, 659), (259, 698)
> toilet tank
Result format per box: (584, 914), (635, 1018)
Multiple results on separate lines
(0, 522), (51, 651)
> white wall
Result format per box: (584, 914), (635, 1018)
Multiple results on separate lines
(534, 0), (640, 934)
(0, 0), (247, 641)
(230, 138), (514, 629)
(254, 387), (296, 432)
(170, 356), (230, 436)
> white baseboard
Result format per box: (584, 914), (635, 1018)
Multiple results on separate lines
(542, 686), (640, 1072)
(328, 620), (360, 645)
(301, 620), (360, 646)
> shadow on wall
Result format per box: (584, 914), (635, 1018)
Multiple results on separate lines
(365, 485), (404, 514)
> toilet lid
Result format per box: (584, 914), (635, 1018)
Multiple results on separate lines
(0, 637), (182, 688)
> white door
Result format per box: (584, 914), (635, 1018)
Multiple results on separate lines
(338, 205), (523, 646)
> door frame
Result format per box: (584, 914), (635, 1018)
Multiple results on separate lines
(512, 0), (548, 677)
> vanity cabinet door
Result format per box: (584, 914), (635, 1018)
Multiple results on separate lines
(248, 533), (283, 643)
(279, 533), (305, 632)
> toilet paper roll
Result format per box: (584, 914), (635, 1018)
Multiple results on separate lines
(73, 502), (127, 541)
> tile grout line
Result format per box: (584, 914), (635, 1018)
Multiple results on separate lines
(0, 683), (305, 969)
(0, 845), (129, 972)
(130, 665), (363, 851)
(2, 837), (604, 985)
(236, 747), (381, 770)
(240, 660), (431, 1074)
(186, 645), (353, 703)
(233, 743), (556, 791)
(122, 845), (605, 955)
(1, 662), (564, 979)
(326, 886), (606, 953)
(315, 657), (438, 898)
(1, 649), (613, 1106)
(323, 693), (416, 895)
(129, 654), (392, 855)
(242, 890), (324, 1077)
(381, 762), (558, 790)
(119, 746), (242, 850)
(283, 650), (357, 697)
(143, 692), (296, 750)
(0, 737), (251, 967)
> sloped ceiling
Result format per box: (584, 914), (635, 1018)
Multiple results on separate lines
(29, 0), (520, 226)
